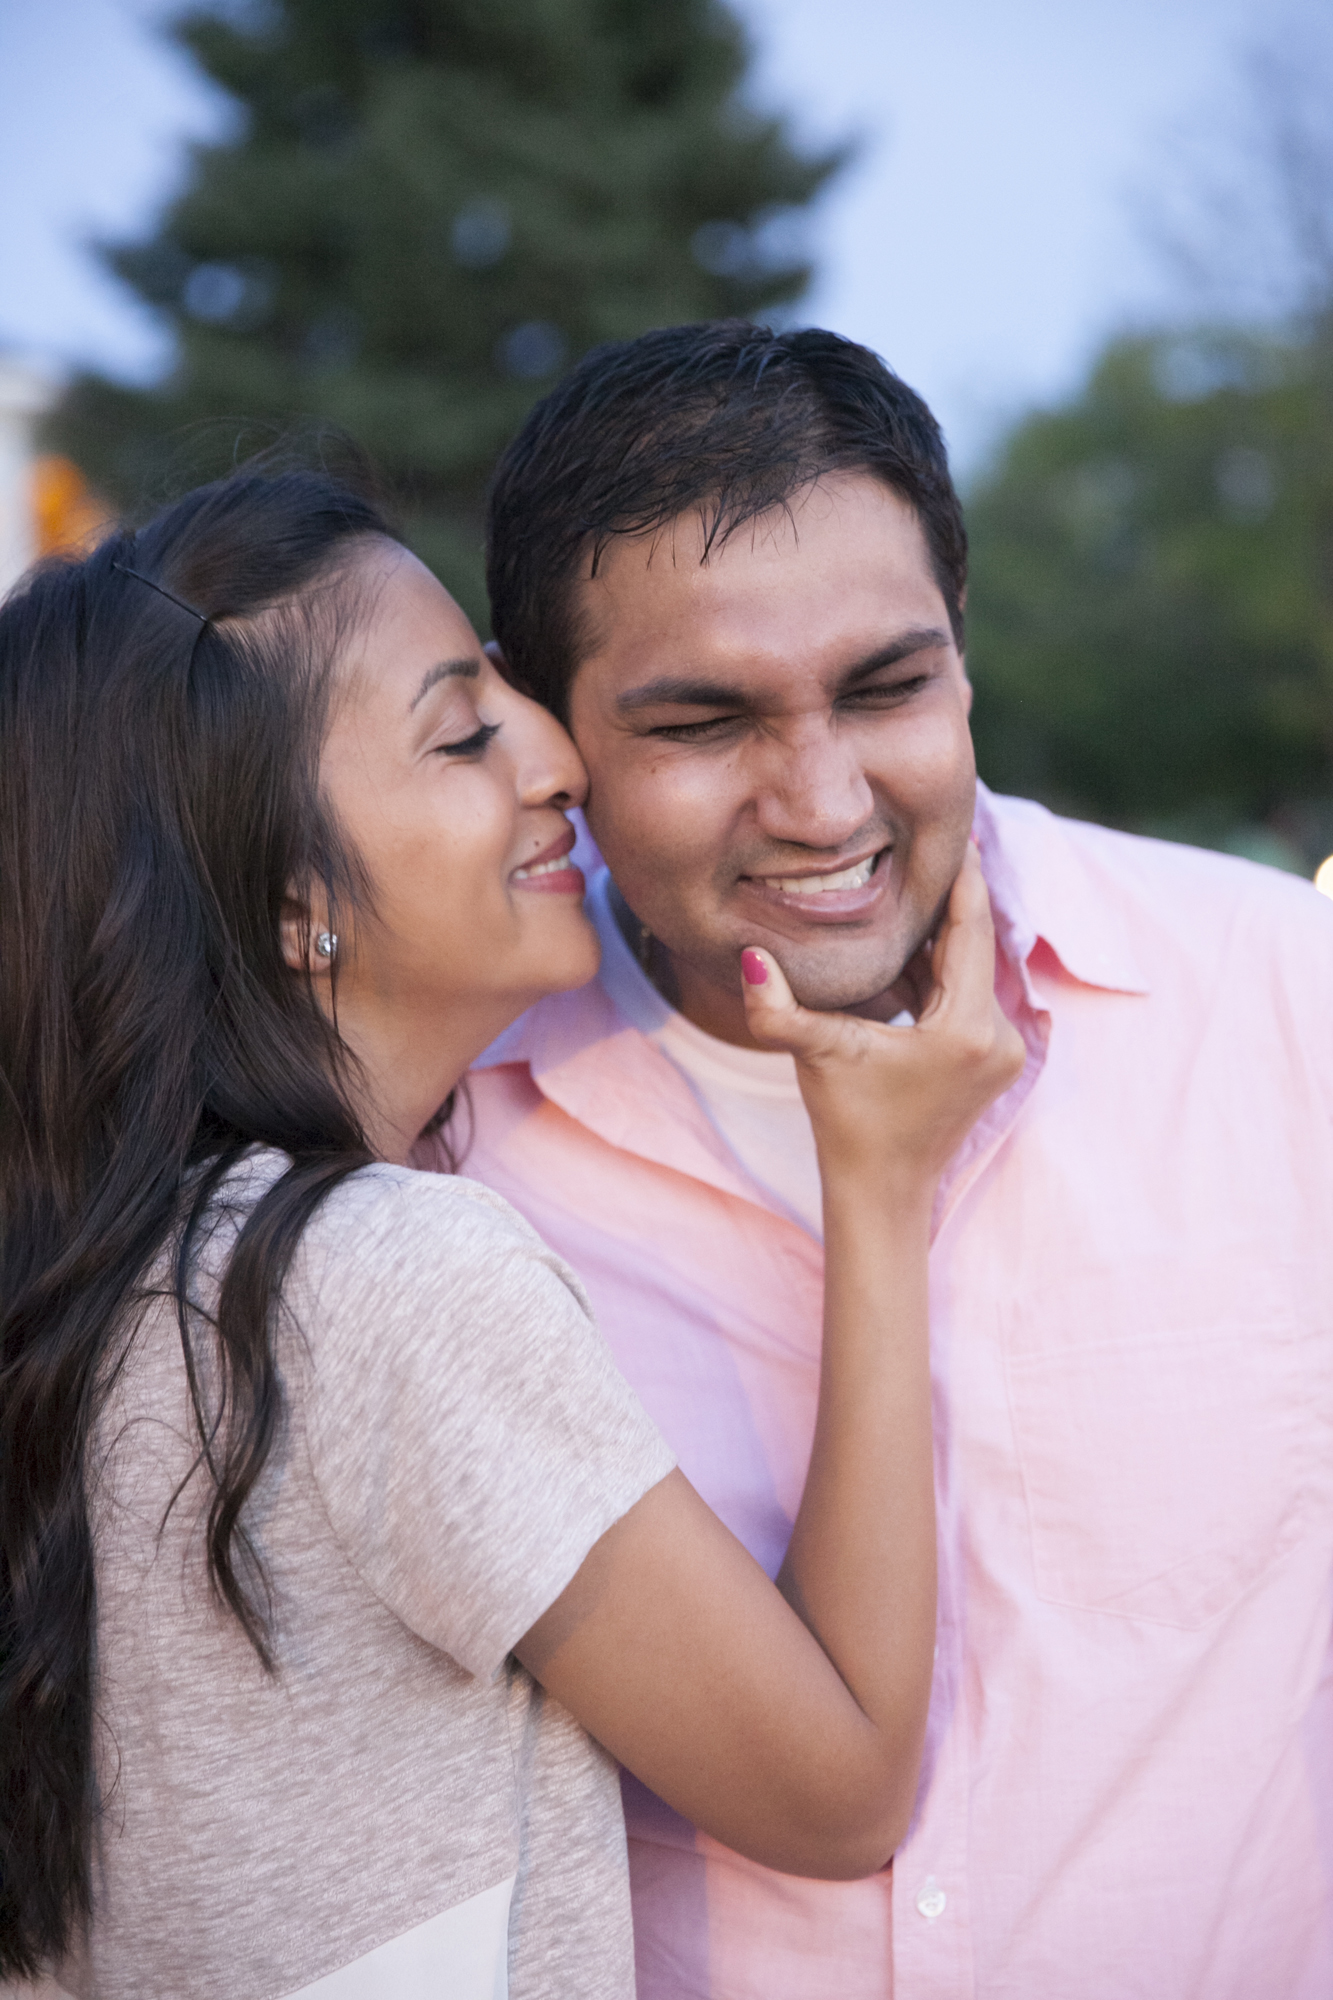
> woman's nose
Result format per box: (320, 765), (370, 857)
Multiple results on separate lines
(509, 685), (590, 810)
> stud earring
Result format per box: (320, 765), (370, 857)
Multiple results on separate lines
(315, 931), (337, 959)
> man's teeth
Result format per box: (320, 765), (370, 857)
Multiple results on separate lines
(765, 855), (879, 895)
(514, 855), (572, 880)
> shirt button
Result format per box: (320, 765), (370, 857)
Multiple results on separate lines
(916, 1876), (947, 1922)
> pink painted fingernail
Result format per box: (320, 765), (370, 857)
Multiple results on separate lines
(741, 949), (768, 986)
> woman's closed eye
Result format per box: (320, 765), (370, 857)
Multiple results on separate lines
(436, 721), (501, 758)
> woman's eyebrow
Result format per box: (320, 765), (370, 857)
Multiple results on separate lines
(409, 657), (481, 711)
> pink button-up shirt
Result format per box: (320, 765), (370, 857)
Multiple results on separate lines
(433, 786), (1333, 1999)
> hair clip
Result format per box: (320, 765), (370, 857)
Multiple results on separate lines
(111, 560), (209, 627)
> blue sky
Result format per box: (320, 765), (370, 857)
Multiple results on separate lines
(0, 0), (1322, 473)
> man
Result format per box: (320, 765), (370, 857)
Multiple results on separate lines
(425, 324), (1333, 1996)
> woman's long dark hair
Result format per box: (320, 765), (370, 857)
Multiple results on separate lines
(0, 467), (404, 1977)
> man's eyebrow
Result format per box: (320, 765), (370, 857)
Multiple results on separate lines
(409, 657), (481, 711)
(616, 629), (954, 714)
(836, 628), (953, 689)
(616, 675), (753, 713)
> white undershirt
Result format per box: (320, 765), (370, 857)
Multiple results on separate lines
(287, 1875), (513, 1999)
(590, 874), (828, 1237)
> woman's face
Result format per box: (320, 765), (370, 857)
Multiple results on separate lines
(312, 541), (597, 1145)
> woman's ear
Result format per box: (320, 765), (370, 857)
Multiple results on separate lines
(279, 895), (334, 975)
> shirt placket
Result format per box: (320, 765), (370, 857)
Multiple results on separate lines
(891, 940), (1049, 2000)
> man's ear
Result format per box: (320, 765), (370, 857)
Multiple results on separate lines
(955, 588), (972, 715)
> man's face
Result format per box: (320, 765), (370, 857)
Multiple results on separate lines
(566, 472), (977, 1042)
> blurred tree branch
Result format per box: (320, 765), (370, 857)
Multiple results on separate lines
(1135, 20), (1333, 330)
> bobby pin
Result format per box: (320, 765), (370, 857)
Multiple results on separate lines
(111, 560), (209, 627)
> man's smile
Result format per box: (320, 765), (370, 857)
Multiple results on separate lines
(736, 845), (894, 920)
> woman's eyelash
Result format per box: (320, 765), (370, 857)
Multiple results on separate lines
(438, 721), (501, 758)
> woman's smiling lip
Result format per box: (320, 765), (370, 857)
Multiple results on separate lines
(737, 845), (892, 920)
(511, 823), (586, 895)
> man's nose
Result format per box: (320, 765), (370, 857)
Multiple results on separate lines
(750, 722), (876, 850)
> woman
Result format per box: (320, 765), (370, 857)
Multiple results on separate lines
(0, 466), (1021, 1999)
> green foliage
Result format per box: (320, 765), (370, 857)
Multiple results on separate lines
(965, 321), (1333, 868)
(49, 0), (844, 626)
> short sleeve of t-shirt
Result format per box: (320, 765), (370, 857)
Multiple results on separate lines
(293, 1165), (676, 1678)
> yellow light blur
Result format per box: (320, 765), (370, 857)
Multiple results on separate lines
(1315, 855), (1333, 900)
(32, 456), (113, 558)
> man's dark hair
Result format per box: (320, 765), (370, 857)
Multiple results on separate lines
(486, 321), (967, 720)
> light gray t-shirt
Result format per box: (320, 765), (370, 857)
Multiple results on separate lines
(60, 1153), (675, 2000)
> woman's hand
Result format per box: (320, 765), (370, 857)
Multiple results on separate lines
(518, 844), (1025, 1881)
(738, 843), (1027, 1199)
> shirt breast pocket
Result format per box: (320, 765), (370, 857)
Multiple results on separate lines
(1002, 1256), (1332, 1629)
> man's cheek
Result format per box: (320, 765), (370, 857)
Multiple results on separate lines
(581, 773), (643, 853)
(878, 733), (972, 813)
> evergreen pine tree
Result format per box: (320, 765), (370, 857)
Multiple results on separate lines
(50, 0), (844, 624)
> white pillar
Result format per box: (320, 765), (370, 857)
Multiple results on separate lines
(0, 356), (57, 599)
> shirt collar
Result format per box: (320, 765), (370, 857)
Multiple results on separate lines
(974, 782), (1150, 996)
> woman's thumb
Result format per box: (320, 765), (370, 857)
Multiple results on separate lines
(740, 946), (838, 1060)
(739, 946), (797, 1040)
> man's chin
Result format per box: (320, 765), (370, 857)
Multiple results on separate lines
(782, 961), (918, 1018)
(775, 927), (937, 1019)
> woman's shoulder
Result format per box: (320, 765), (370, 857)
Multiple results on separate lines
(309, 1158), (557, 1264)
(292, 1158), (594, 1345)
(219, 1146), (548, 1257)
